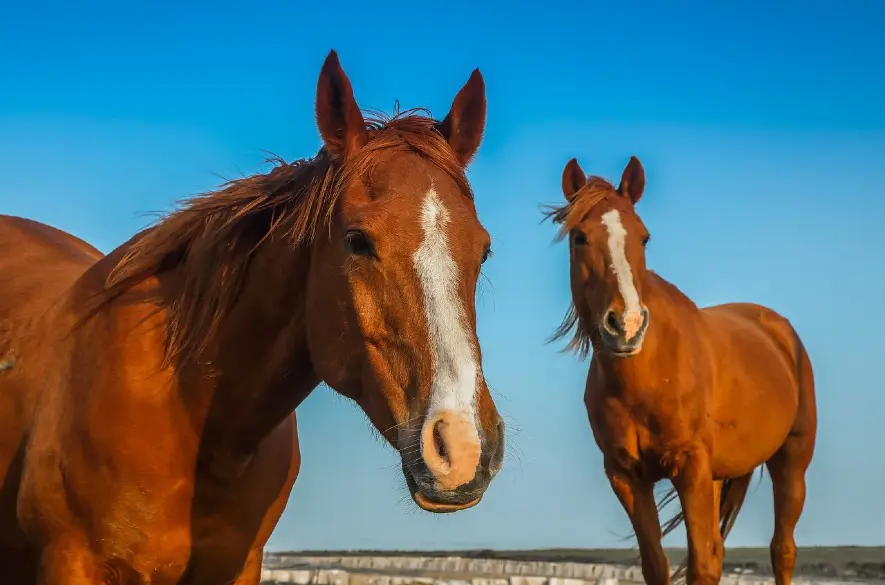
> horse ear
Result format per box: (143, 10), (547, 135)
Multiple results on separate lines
(315, 50), (368, 156)
(618, 156), (646, 204)
(562, 158), (587, 202)
(436, 69), (487, 166)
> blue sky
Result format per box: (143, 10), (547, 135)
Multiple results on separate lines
(2, 0), (883, 550)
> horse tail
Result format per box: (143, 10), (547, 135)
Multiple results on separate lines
(718, 471), (755, 541)
(658, 470), (758, 584)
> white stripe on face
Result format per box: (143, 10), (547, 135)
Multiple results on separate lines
(413, 187), (480, 429)
(600, 209), (643, 339)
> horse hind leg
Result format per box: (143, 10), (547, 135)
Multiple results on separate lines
(765, 439), (813, 585)
(766, 336), (817, 585)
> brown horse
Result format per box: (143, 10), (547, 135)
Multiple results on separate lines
(545, 156), (817, 585)
(0, 50), (505, 584)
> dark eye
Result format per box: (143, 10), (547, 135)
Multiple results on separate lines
(641, 234), (650, 247)
(572, 231), (587, 246)
(345, 230), (375, 257)
(481, 244), (493, 265)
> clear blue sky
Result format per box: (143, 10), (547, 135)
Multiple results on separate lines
(2, 0), (883, 551)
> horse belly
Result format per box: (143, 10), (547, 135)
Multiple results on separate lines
(709, 343), (799, 477)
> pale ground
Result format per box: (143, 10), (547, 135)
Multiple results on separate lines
(272, 548), (885, 581)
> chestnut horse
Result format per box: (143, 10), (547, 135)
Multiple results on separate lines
(545, 157), (817, 585)
(0, 50), (505, 584)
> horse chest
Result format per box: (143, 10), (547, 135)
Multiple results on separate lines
(93, 496), (256, 584)
(594, 393), (699, 480)
(601, 392), (684, 437)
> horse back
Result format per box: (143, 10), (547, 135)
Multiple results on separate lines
(0, 214), (104, 429)
(0, 215), (103, 322)
(701, 301), (803, 394)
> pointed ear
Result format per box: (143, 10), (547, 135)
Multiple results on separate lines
(562, 158), (587, 202)
(618, 156), (646, 204)
(315, 50), (368, 156)
(436, 69), (487, 166)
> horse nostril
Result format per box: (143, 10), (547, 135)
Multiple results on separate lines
(605, 310), (622, 335)
(420, 411), (481, 489)
(432, 420), (449, 464)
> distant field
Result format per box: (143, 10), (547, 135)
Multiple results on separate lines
(275, 547), (885, 580)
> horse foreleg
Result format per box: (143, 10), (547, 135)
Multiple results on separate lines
(670, 445), (721, 585)
(605, 461), (670, 585)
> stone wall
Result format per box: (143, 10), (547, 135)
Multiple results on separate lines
(259, 554), (851, 585)
(259, 570), (624, 585)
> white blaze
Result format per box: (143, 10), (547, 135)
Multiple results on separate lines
(413, 187), (480, 431)
(601, 209), (643, 338)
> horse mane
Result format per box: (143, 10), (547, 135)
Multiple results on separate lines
(541, 176), (620, 359)
(89, 108), (470, 368)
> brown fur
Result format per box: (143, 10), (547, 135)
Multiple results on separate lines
(0, 50), (504, 584)
(548, 156), (817, 585)
(543, 176), (622, 358)
(86, 111), (472, 369)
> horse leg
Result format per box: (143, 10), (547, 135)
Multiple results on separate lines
(766, 432), (814, 585)
(605, 462), (670, 585)
(765, 335), (816, 585)
(711, 480), (723, 570)
(671, 445), (721, 585)
(766, 453), (807, 585)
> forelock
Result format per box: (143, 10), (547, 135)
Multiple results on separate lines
(542, 177), (619, 241)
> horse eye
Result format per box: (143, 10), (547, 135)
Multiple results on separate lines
(345, 230), (375, 257)
(481, 244), (493, 265)
(642, 234), (650, 247)
(572, 231), (587, 246)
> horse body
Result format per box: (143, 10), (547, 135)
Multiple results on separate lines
(0, 50), (506, 583)
(0, 217), (301, 584)
(588, 275), (805, 481)
(0, 216), (102, 552)
(551, 157), (816, 585)
(701, 301), (808, 477)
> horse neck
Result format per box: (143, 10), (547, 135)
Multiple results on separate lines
(179, 240), (319, 469)
(601, 270), (700, 384)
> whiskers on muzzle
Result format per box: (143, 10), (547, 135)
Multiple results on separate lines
(397, 409), (504, 510)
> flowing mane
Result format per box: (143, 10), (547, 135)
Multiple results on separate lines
(542, 176), (620, 358)
(90, 109), (472, 367)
